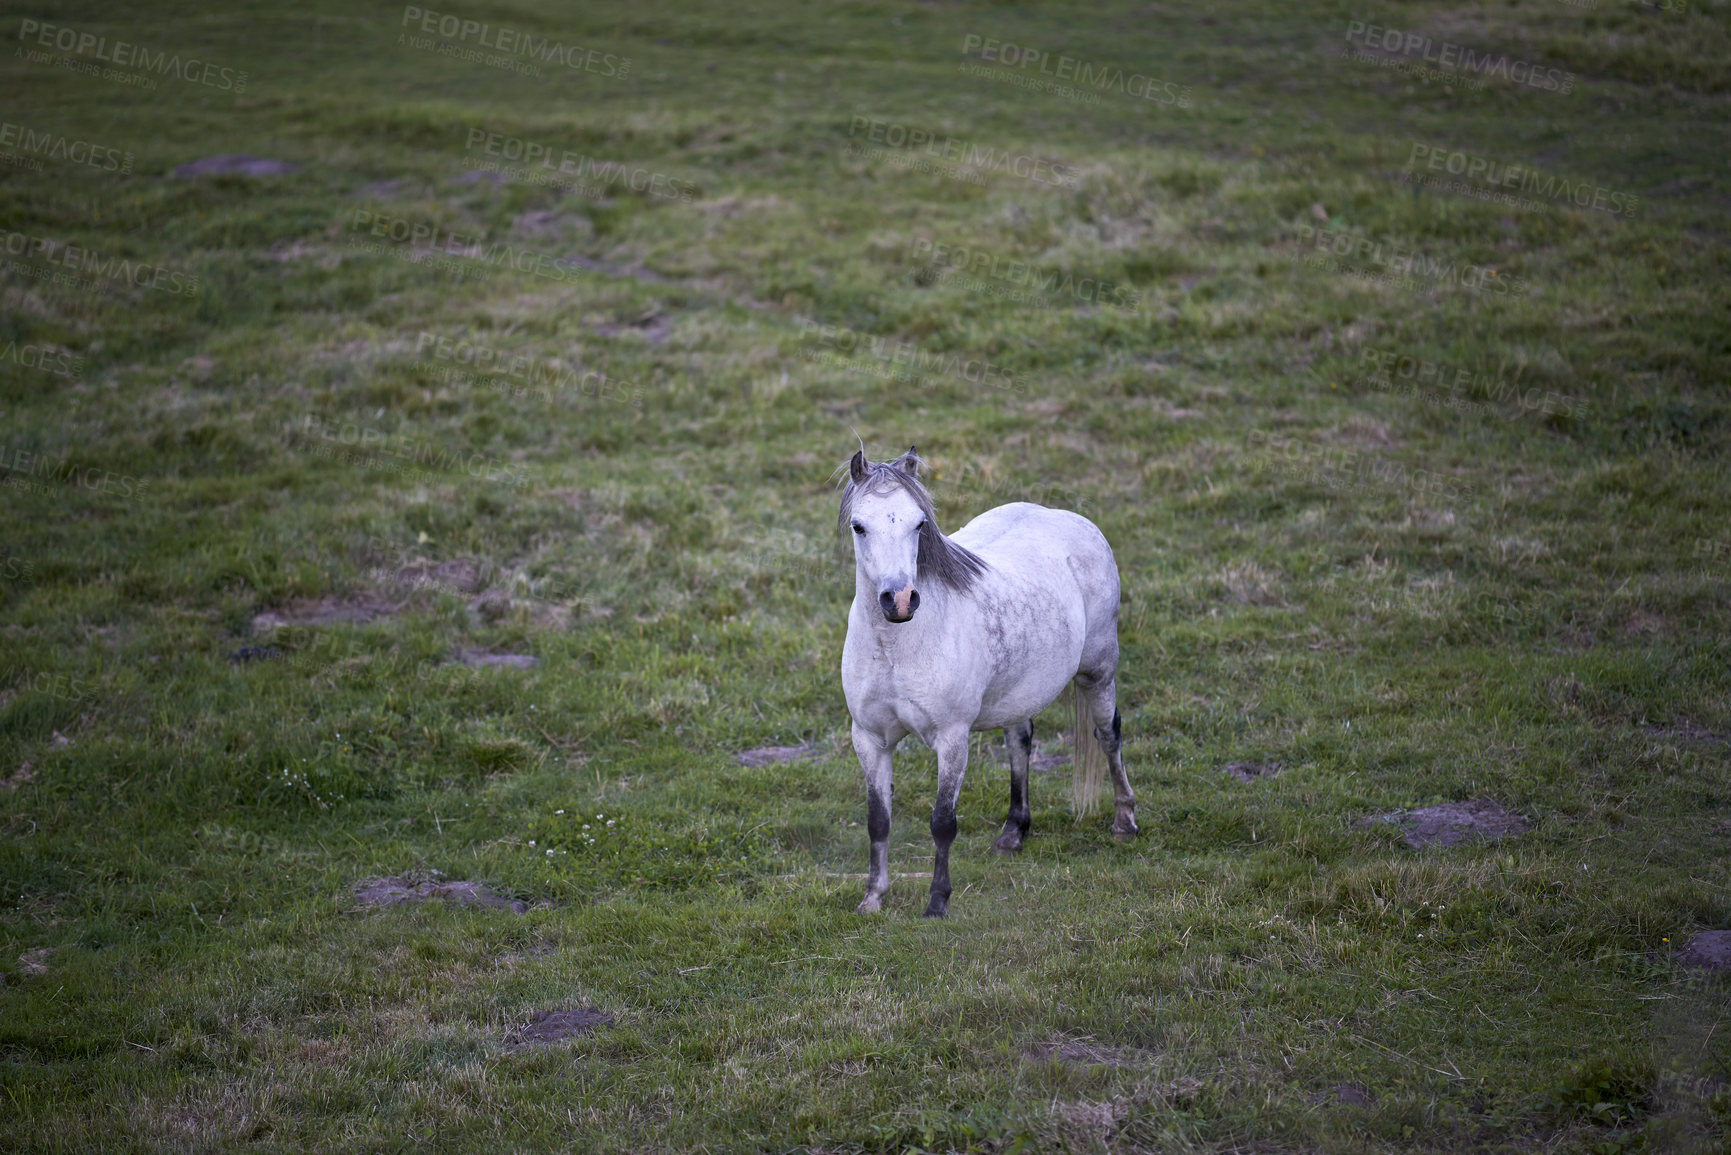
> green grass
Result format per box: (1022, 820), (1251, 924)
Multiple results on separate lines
(2, 0), (1729, 1150)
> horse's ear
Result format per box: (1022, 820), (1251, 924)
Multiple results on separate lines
(849, 450), (868, 484)
(895, 446), (918, 477)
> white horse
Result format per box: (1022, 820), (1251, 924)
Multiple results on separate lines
(839, 446), (1138, 917)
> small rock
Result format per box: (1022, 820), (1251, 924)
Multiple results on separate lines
(18, 947), (51, 975)
(1678, 930), (1731, 972)
(1311, 202), (1328, 222)
(1, 762), (34, 791)
(173, 155), (300, 178)
(49, 731), (70, 748)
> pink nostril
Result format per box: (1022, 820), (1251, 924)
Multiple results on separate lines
(893, 586), (914, 616)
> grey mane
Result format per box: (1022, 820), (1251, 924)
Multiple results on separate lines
(837, 452), (988, 594)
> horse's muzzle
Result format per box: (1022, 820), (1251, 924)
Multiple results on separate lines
(878, 585), (919, 623)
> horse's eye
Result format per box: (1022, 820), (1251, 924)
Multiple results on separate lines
(916, 520), (927, 531)
(852, 523), (866, 535)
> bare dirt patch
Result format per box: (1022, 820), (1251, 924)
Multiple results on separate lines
(1222, 760), (1280, 783)
(1308, 1083), (1375, 1108)
(497, 941), (560, 969)
(1053, 1099), (1127, 1145)
(986, 740), (1070, 773)
(446, 169), (507, 187)
(394, 559), (484, 595)
(1643, 722), (1729, 746)
(1620, 609), (1668, 638)
(1678, 931), (1731, 972)
(736, 743), (819, 767)
(3, 762), (36, 791)
(352, 874), (530, 914)
(465, 590), (572, 631)
(1322, 415), (1399, 449)
(513, 210), (594, 240)
(453, 649), (540, 670)
(1026, 1037), (1139, 1068)
(252, 596), (398, 632)
(173, 155), (300, 178)
(1358, 798), (1531, 849)
(510, 1007), (614, 1045)
(294, 1038), (353, 1067)
(351, 178), (424, 200)
(593, 305), (673, 344)
(1215, 561), (1286, 606)
(18, 947), (51, 975)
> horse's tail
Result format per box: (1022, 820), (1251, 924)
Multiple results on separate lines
(1070, 681), (1106, 817)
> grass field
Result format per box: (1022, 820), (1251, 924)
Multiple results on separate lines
(2, 0), (1729, 1150)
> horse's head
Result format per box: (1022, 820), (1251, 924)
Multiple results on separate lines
(841, 446), (928, 623)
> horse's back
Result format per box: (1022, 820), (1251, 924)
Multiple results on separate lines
(953, 502), (1119, 623)
(950, 502), (1121, 719)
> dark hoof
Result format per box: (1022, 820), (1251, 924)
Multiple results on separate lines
(993, 832), (1023, 853)
(922, 900), (948, 918)
(1112, 818), (1139, 842)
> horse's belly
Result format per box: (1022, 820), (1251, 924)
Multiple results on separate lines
(971, 630), (1083, 731)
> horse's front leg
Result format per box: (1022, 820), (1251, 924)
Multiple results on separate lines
(851, 722), (896, 914)
(925, 728), (971, 918)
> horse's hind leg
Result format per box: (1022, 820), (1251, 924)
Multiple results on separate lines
(993, 719), (1033, 853)
(1077, 673), (1138, 840)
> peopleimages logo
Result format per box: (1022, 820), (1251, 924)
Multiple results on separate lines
(846, 117), (1078, 188)
(415, 331), (643, 407)
(281, 414), (530, 489)
(960, 34), (1191, 106)
(398, 6), (629, 78)
(0, 445), (150, 500)
(797, 319), (1022, 395)
(0, 120), (132, 173)
(912, 238), (1140, 308)
(1293, 224), (1527, 296)
(464, 128), (697, 201)
(0, 340), (84, 380)
(349, 209), (595, 285)
(1344, 20), (1574, 93)
(1403, 143), (1639, 216)
(1358, 347), (1587, 420)
(1, 228), (200, 297)
(17, 18), (250, 92)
